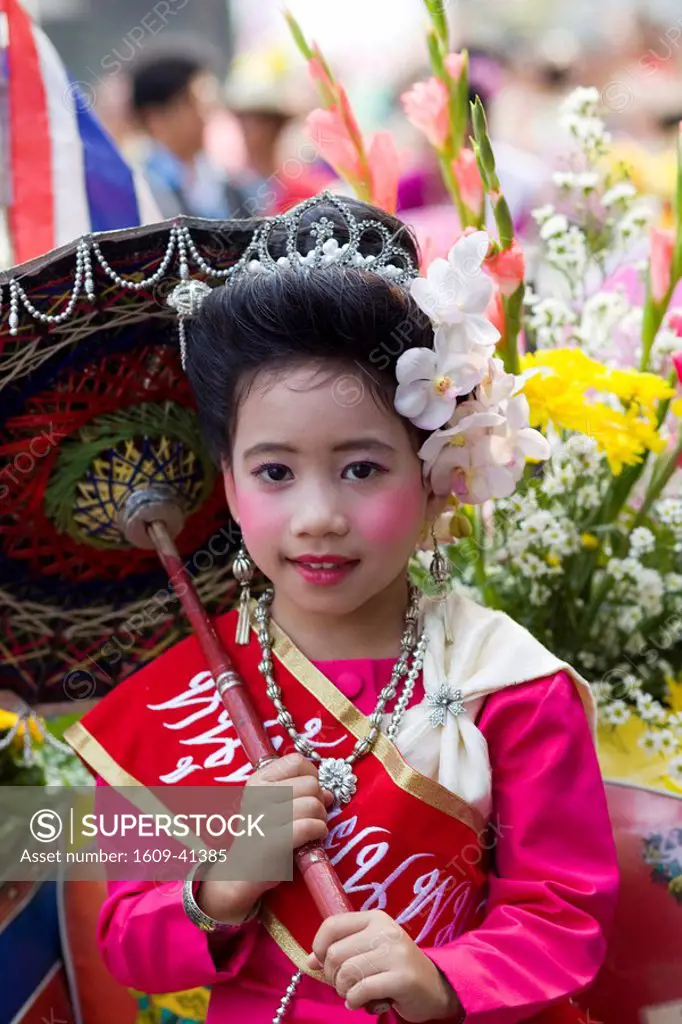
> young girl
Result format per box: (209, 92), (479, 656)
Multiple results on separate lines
(66, 193), (619, 1023)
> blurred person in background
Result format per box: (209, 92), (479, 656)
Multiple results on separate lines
(130, 42), (254, 219)
(489, 31), (581, 157)
(222, 47), (334, 215)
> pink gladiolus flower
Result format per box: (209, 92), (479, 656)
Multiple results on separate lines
(484, 239), (525, 297)
(486, 283), (505, 336)
(401, 77), (450, 150)
(308, 53), (336, 107)
(672, 351), (682, 384)
(445, 52), (465, 80)
(451, 148), (483, 214)
(650, 227), (674, 304)
(306, 107), (364, 182)
(367, 131), (399, 214)
(668, 311), (682, 336)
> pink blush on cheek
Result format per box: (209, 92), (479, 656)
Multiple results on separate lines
(356, 485), (425, 545)
(231, 493), (282, 544)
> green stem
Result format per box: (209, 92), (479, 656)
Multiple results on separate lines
(656, 371), (676, 428)
(500, 286), (523, 375)
(633, 430), (682, 527)
(472, 506), (488, 594)
(640, 293), (664, 371)
(439, 155), (469, 227)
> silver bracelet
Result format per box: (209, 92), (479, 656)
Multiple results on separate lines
(182, 860), (260, 933)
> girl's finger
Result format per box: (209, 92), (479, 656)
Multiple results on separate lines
(343, 969), (395, 1011)
(292, 796), (328, 822)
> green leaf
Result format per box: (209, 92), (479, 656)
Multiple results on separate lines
(426, 29), (445, 78)
(284, 9), (313, 59)
(424, 0), (448, 43)
(494, 195), (514, 249)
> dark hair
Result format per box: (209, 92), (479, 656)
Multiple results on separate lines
(131, 50), (207, 114)
(185, 197), (434, 464)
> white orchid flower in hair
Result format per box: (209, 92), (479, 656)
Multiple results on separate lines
(418, 384), (550, 505)
(410, 231), (500, 348)
(394, 326), (490, 430)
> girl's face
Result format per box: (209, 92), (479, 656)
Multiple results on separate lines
(223, 364), (443, 620)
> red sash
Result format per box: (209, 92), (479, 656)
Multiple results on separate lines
(65, 611), (593, 1021)
(67, 610), (488, 966)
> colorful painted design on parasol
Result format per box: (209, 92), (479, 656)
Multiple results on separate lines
(45, 403), (215, 548)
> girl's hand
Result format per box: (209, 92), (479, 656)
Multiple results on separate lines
(307, 910), (462, 1022)
(199, 753), (333, 922)
(246, 751), (334, 855)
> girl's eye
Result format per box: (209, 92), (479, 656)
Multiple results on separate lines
(252, 463), (292, 483)
(342, 461), (385, 481)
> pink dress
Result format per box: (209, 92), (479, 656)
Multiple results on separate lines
(96, 659), (618, 1023)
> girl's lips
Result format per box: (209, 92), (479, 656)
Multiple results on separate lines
(288, 559), (360, 586)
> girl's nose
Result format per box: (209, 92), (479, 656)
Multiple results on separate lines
(290, 496), (349, 538)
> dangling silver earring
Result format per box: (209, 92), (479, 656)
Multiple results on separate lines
(233, 543), (255, 645)
(429, 524), (453, 645)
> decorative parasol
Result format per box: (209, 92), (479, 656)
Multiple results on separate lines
(0, 216), (258, 704)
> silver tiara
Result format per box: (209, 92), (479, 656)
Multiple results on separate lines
(169, 190), (419, 369)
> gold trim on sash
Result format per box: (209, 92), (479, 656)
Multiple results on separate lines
(264, 619), (485, 835)
(261, 906), (329, 982)
(65, 721), (146, 787)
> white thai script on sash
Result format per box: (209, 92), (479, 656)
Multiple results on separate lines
(325, 812), (475, 945)
(147, 671), (478, 943)
(147, 670), (344, 784)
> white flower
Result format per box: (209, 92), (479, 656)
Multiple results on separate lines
(409, 231), (499, 348)
(394, 328), (490, 430)
(638, 729), (663, 754)
(418, 407), (510, 502)
(616, 606), (642, 634)
(528, 297), (577, 349)
(630, 527), (656, 557)
(529, 582), (551, 606)
(560, 86), (600, 118)
(637, 693), (666, 723)
(532, 204), (555, 225)
(602, 181), (637, 208)
(419, 392), (548, 504)
(616, 204), (653, 242)
(546, 226), (588, 277)
(552, 170), (600, 192)
(539, 214), (569, 240)
(657, 730), (679, 756)
(603, 700), (631, 726)
(576, 482), (602, 509)
(657, 498), (682, 527)
(562, 114), (610, 149)
(648, 326), (680, 374)
(667, 755), (682, 784)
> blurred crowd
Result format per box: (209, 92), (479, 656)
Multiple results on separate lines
(89, 11), (682, 233)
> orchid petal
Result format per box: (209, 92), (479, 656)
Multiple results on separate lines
(412, 395), (458, 430)
(464, 315), (500, 348)
(395, 380), (428, 418)
(516, 428), (551, 459)
(396, 347), (437, 385)
(448, 231), (489, 273)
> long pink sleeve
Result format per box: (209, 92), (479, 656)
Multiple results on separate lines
(425, 671), (619, 1023)
(95, 778), (259, 994)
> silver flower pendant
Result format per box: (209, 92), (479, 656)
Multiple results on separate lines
(318, 758), (357, 805)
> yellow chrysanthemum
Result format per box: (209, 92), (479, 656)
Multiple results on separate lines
(521, 349), (671, 474)
(0, 709), (43, 743)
